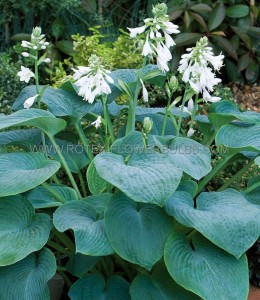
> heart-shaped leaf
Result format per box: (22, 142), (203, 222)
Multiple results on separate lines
(164, 231), (249, 300)
(0, 248), (56, 300)
(130, 265), (200, 300)
(164, 189), (260, 258)
(94, 151), (182, 206)
(69, 274), (131, 300)
(105, 192), (173, 270)
(154, 136), (212, 180)
(0, 195), (52, 266)
(0, 152), (60, 197)
(83, 193), (112, 217)
(12, 85), (93, 120)
(26, 184), (78, 208)
(0, 108), (66, 136)
(216, 124), (260, 152)
(53, 200), (113, 256)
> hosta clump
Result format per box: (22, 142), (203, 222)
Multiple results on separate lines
(0, 3), (260, 299)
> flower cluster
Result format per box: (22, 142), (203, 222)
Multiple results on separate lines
(178, 36), (224, 103)
(128, 3), (179, 72)
(73, 55), (114, 104)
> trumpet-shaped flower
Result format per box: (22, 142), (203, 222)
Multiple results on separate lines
(128, 3), (179, 72)
(17, 66), (35, 83)
(91, 116), (102, 129)
(140, 79), (148, 102)
(73, 55), (114, 103)
(23, 94), (38, 109)
(178, 37), (224, 103)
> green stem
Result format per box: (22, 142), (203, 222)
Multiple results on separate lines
(168, 112), (178, 131)
(161, 97), (171, 136)
(48, 135), (82, 198)
(78, 171), (87, 197)
(244, 178), (260, 194)
(74, 120), (94, 161)
(196, 152), (238, 196)
(57, 266), (67, 272)
(53, 228), (75, 253)
(59, 271), (72, 288)
(176, 89), (189, 136)
(51, 174), (61, 184)
(188, 94), (198, 132)
(47, 241), (71, 256)
(103, 97), (115, 143)
(218, 160), (254, 192)
(41, 182), (67, 203)
(125, 58), (147, 135)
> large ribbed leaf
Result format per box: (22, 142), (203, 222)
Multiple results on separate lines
(130, 265), (200, 300)
(164, 231), (249, 300)
(69, 275), (131, 300)
(0, 129), (41, 149)
(216, 124), (260, 151)
(94, 152), (182, 206)
(209, 100), (260, 130)
(12, 85), (93, 120)
(0, 153), (60, 197)
(105, 192), (173, 270)
(26, 184), (78, 208)
(164, 189), (260, 258)
(66, 253), (100, 278)
(53, 200), (113, 256)
(0, 108), (66, 136)
(46, 139), (89, 173)
(83, 193), (112, 217)
(0, 195), (52, 266)
(154, 136), (212, 180)
(0, 248), (56, 300)
(135, 106), (189, 118)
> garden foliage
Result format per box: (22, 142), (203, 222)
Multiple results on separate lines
(0, 3), (260, 300)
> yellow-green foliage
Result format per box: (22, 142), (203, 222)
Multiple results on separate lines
(72, 27), (143, 70)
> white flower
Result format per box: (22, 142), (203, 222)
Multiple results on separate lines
(187, 128), (195, 137)
(140, 79), (148, 102)
(91, 116), (102, 129)
(128, 3), (179, 72)
(21, 52), (30, 57)
(23, 94), (38, 109)
(17, 66), (35, 83)
(21, 40), (32, 48)
(183, 98), (194, 115)
(43, 58), (51, 63)
(73, 55), (114, 103)
(128, 25), (146, 38)
(178, 37), (224, 103)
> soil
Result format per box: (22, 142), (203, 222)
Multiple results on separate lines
(231, 84), (260, 112)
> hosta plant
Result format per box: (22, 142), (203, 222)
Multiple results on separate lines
(0, 3), (260, 300)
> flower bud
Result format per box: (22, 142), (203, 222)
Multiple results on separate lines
(41, 45), (46, 50)
(143, 117), (153, 134)
(152, 3), (168, 17)
(43, 58), (51, 63)
(168, 75), (178, 93)
(22, 52), (30, 57)
(32, 26), (42, 38)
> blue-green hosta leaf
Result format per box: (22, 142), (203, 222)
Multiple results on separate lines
(53, 200), (113, 256)
(255, 156), (260, 166)
(12, 85), (93, 120)
(135, 106), (189, 118)
(87, 161), (108, 195)
(69, 274), (131, 300)
(26, 184), (78, 208)
(83, 193), (112, 216)
(0, 153), (60, 197)
(66, 253), (100, 278)
(154, 136), (212, 180)
(94, 151), (182, 206)
(105, 192), (173, 270)
(46, 139), (89, 173)
(177, 180), (198, 198)
(164, 231), (249, 300)
(0, 195), (52, 266)
(243, 176), (260, 206)
(0, 108), (66, 136)
(92, 100), (127, 117)
(164, 189), (260, 258)
(0, 248), (56, 300)
(209, 100), (260, 130)
(130, 265), (200, 300)
(0, 129), (41, 149)
(216, 124), (260, 151)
